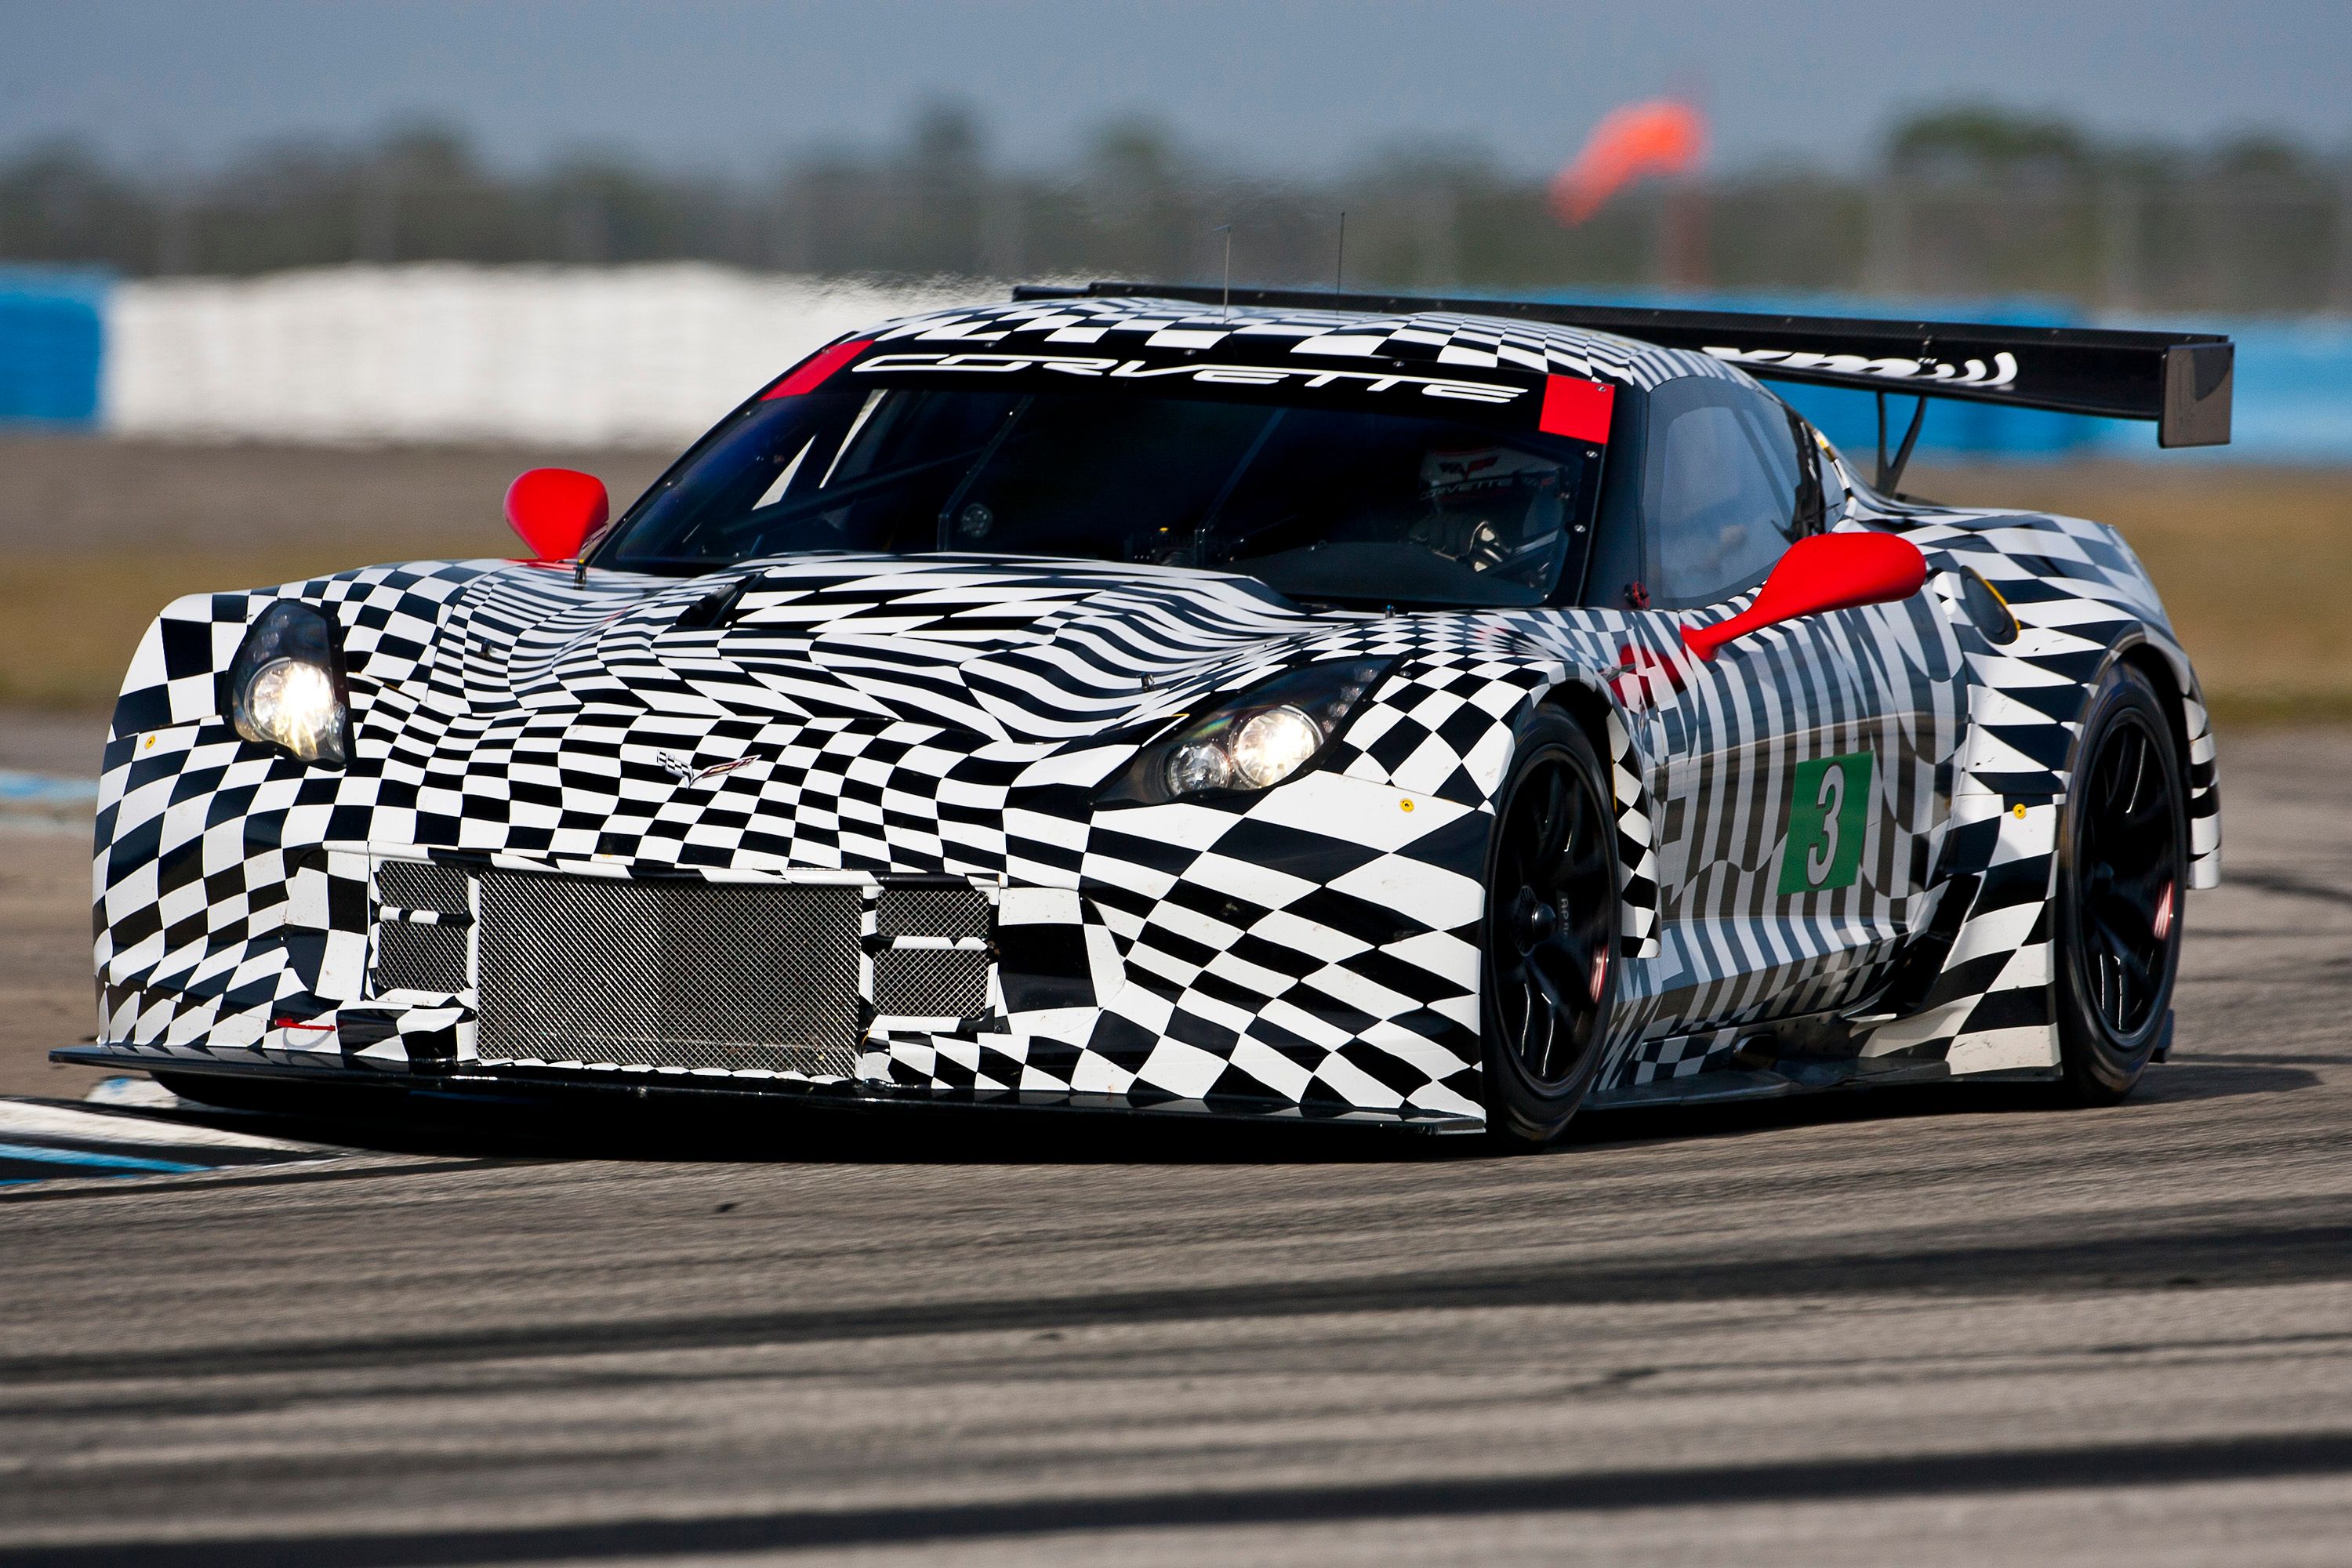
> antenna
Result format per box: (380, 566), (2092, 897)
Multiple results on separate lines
(1214, 223), (1233, 318)
(1334, 211), (1346, 303)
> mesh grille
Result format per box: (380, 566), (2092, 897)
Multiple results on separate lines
(874, 947), (989, 1017)
(879, 884), (990, 940)
(373, 921), (468, 993)
(477, 873), (862, 1076)
(377, 859), (470, 915)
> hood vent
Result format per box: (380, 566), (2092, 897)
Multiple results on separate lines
(672, 577), (753, 631)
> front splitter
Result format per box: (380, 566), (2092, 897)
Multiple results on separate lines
(49, 1046), (1486, 1136)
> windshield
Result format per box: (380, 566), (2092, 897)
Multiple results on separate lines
(594, 382), (1606, 607)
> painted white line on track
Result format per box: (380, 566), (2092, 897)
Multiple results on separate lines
(0, 768), (96, 807)
(0, 1098), (321, 1152)
(0, 769), (96, 833)
(0, 1091), (342, 1187)
(83, 1075), (180, 1109)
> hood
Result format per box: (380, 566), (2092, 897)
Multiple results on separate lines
(378, 554), (1359, 749)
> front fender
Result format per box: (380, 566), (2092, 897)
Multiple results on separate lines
(1323, 639), (1664, 961)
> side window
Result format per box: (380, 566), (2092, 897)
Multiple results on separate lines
(1577, 409), (1647, 608)
(1643, 377), (1806, 608)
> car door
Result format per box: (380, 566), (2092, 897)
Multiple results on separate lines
(1618, 376), (1966, 1030)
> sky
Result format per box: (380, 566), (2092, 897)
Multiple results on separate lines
(7, 0), (2350, 180)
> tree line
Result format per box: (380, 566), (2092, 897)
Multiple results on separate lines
(5, 103), (2347, 313)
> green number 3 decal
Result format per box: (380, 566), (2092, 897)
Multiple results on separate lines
(1780, 750), (1874, 895)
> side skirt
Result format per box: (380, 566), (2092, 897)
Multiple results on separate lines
(1588, 1052), (2060, 1112)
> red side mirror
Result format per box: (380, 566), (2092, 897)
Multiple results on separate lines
(503, 468), (609, 562)
(1682, 532), (1928, 661)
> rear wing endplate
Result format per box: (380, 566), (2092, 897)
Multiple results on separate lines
(1018, 282), (2233, 448)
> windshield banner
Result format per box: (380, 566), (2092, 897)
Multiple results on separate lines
(838, 348), (1613, 443)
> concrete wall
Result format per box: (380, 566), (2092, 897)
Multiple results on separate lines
(101, 265), (988, 445)
(0, 262), (2344, 458)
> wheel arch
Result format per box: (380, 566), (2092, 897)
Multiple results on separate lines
(1537, 675), (1661, 959)
(2097, 630), (2222, 889)
(2104, 638), (2188, 772)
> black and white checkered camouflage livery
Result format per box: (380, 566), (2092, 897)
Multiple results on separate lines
(79, 296), (2220, 1130)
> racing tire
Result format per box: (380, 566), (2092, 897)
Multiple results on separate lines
(2052, 663), (2189, 1106)
(1479, 710), (1621, 1150)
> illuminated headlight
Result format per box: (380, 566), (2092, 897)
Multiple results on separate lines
(1102, 658), (1394, 805)
(228, 601), (350, 767)
(1227, 706), (1321, 789)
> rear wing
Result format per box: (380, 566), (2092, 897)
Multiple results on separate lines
(1017, 281), (2233, 448)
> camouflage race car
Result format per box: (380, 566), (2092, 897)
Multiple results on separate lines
(58, 285), (2232, 1145)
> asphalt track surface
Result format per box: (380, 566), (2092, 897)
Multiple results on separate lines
(2, 731), (2349, 1565)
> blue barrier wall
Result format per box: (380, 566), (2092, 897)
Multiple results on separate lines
(1773, 374), (2103, 465)
(2156, 318), (2352, 465)
(0, 268), (107, 428)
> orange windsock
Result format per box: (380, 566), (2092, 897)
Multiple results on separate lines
(1549, 99), (1708, 225)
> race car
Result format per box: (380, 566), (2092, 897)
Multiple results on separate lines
(56, 285), (2233, 1145)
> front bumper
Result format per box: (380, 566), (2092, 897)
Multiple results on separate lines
(88, 779), (1497, 1131)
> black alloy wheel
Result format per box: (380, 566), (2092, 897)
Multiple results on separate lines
(2054, 663), (2188, 1105)
(1481, 710), (1621, 1148)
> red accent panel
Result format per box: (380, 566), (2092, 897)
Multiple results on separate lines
(503, 467), (610, 561)
(1539, 376), (1616, 443)
(1681, 532), (1928, 661)
(762, 338), (873, 400)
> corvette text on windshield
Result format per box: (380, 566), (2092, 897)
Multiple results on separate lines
(849, 350), (1534, 406)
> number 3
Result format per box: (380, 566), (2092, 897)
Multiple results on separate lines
(1808, 764), (1845, 887)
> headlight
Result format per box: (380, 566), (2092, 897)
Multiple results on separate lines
(228, 601), (350, 767)
(1228, 707), (1321, 787)
(1101, 657), (1394, 805)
